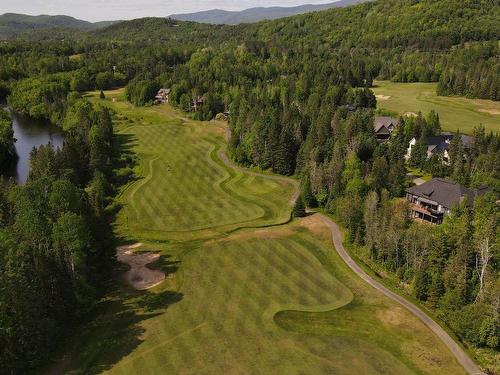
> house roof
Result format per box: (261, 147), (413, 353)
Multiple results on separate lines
(460, 135), (474, 147)
(374, 116), (400, 133)
(406, 178), (489, 209)
(424, 133), (474, 154)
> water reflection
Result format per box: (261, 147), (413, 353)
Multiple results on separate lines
(3, 109), (64, 184)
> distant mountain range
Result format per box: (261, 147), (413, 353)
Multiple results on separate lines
(0, 1), (367, 39)
(169, 0), (366, 24)
(0, 13), (118, 39)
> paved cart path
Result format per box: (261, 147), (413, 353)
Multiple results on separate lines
(314, 213), (484, 375)
(219, 147), (483, 375)
(200, 117), (482, 375)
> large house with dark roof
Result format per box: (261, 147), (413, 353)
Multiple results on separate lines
(374, 116), (400, 141)
(406, 132), (474, 163)
(406, 178), (489, 224)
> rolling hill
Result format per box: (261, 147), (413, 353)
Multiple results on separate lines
(169, 0), (366, 24)
(0, 13), (118, 39)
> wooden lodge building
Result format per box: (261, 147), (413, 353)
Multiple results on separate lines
(374, 116), (400, 141)
(406, 178), (489, 224)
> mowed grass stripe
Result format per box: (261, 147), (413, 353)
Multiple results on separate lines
(105, 232), (350, 374)
(117, 121), (272, 235)
(56, 90), (466, 375)
(373, 80), (499, 134)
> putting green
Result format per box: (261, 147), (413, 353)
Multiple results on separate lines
(373, 80), (499, 134)
(49, 89), (467, 375)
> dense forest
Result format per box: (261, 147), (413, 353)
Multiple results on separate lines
(0, 97), (133, 372)
(0, 108), (15, 168)
(0, 0), (498, 373)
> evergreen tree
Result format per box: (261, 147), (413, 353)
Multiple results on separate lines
(301, 175), (317, 208)
(293, 197), (306, 218)
(449, 133), (466, 184)
(409, 138), (427, 169)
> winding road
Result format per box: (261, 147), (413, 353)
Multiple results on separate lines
(201, 118), (483, 374)
(218, 149), (483, 374)
(315, 213), (485, 375)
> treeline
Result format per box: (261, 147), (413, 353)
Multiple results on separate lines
(0, 98), (123, 373)
(362, 190), (498, 351)
(7, 74), (70, 125)
(125, 78), (159, 106)
(0, 0), (497, 369)
(375, 41), (500, 101)
(437, 42), (500, 100)
(5, 70), (127, 126)
(0, 0), (498, 103)
(0, 109), (15, 168)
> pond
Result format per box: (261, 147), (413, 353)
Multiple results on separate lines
(3, 109), (64, 184)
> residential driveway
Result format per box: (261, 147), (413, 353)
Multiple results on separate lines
(413, 177), (426, 185)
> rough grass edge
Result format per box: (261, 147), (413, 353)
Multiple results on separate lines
(313, 209), (487, 371)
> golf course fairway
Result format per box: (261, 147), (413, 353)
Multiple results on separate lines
(373, 81), (499, 134)
(46, 89), (469, 375)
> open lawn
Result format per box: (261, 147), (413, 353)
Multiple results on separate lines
(48, 89), (468, 374)
(373, 80), (500, 134)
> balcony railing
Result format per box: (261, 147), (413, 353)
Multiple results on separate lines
(409, 202), (443, 218)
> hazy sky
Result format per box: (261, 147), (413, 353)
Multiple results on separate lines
(0, 0), (336, 22)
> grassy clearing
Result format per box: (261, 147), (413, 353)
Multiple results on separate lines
(48, 89), (468, 374)
(373, 80), (500, 134)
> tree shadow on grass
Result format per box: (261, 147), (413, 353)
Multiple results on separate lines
(149, 254), (180, 275)
(50, 278), (183, 375)
(111, 133), (141, 187)
(44, 114), (185, 374)
(135, 290), (183, 313)
(113, 133), (137, 162)
(45, 251), (183, 375)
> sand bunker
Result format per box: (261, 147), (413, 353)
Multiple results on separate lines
(375, 94), (391, 101)
(116, 243), (165, 290)
(404, 112), (418, 117)
(478, 108), (500, 115)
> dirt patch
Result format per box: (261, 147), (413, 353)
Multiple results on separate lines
(402, 341), (443, 369)
(478, 108), (500, 115)
(375, 94), (391, 101)
(404, 112), (418, 117)
(376, 306), (406, 327)
(297, 215), (329, 238)
(211, 123), (227, 139)
(116, 243), (165, 290)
